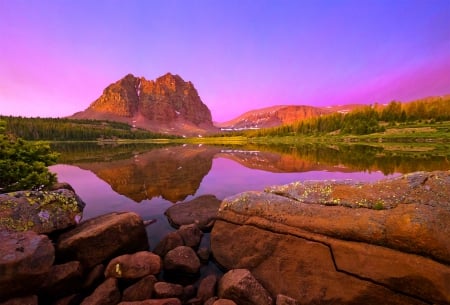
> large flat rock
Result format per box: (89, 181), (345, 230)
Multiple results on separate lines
(211, 171), (450, 304)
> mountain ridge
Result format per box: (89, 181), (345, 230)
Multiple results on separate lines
(71, 73), (216, 136)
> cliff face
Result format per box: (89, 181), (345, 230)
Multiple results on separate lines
(71, 73), (215, 135)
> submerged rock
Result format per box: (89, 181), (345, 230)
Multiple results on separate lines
(211, 171), (450, 304)
(165, 195), (221, 231)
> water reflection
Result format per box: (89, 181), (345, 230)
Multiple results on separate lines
(51, 142), (449, 203)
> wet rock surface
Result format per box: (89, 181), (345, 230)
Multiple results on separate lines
(165, 195), (221, 231)
(211, 170), (450, 304)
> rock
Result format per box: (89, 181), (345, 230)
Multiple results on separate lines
(153, 231), (184, 257)
(57, 212), (149, 268)
(122, 275), (157, 301)
(71, 73), (216, 136)
(81, 277), (121, 305)
(105, 251), (161, 279)
(163, 246), (201, 274)
(118, 299), (181, 305)
(218, 269), (272, 305)
(276, 294), (299, 305)
(177, 224), (203, 248)
(211, 171), (450, 304)
(196, 247), (210, 263)
(0, 230), (54, 301)
(204, 297), (218, 305)
(154, 282), (184, 299)
(52, 294), (85, 305)
(182, 285), (196, 302)
(0, 295), (38, 305)
(40, 261), (84, 299)
(0, 188), (84, 234)
(82, 264), (105, 291)
(197, 274), (217, 302)
(165, 195), (221, 230)
(212, 300), (236, 305)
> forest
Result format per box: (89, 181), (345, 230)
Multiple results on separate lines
(0, 116), (177, 141)
(244, 97), (450, 137)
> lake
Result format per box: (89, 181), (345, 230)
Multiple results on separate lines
(49, 142), (449, 248)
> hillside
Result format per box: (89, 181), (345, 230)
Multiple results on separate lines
(216, 105), (331, 130)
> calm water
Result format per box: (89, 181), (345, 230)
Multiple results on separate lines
(49, 142), (450, 248)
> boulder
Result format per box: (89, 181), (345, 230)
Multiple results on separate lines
(80, 277), (121, 305)
(0, 188), (84, 234)
(276, 295), (299, 305)
(105, 251), (161, 279)
(154, 282), (184, 299)
(118, 299), (181, 305)
(122, 275), (157, 301)
(82, 264), (105, 291)
(211, 171), (450, 304)
(177, 224), (203, 248)
(57, 212), (149, 268)
(39, 261), (84, 299)
(196, 247), (210, 263)
(218, 269), (272, 305)
(212, 300), (236, 305)
(0, 295), (38, 305)
(0, 230), (54, 301)
(165, 195), (221, 230)
(204, 297), (218, 305)
(153, 231), (184, 257)
(196, 274), (217, 302)
(163, 246), (201, 274)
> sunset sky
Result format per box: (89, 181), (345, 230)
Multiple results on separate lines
(1, 0), (449, 122)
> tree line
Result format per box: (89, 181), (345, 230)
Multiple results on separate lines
(245, 97), (450, 137)
(0, 116), (177, 141)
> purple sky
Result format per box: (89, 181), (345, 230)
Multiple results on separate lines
(1, 0), (450, 122)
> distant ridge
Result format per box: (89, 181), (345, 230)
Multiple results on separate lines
(71, 73), (217, 136)
(215, 105), (331, 130)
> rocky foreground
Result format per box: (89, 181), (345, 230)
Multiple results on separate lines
(0, 171), (449, 305)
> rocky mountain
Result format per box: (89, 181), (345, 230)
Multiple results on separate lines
(215, 105), (332, 130)
(71, 73), (216, 136)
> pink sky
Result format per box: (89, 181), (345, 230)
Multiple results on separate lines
(1, 0), (450, 122)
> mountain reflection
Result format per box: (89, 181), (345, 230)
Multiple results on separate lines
(75, 145), (220, 202)
(53, 142), (449, 203)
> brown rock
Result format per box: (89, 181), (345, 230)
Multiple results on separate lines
(197, 274), (217, 302)
(0, 295), (38, 305)
(57, 212), (149, 268)
(118, 299), (181, 305)
(154, 282), (184, 299)
(212, 300), (237, 305)
(276, 294), (299, 305)
(0, 188), (84, 234)
(182, 285), (196, 302)
(81, 277), (121, 305)
(122, 275), (157, 301)
(40, 261), (84, 299)
(83, 264), (105, 291)
(52, 294), (84, 305)
(218, 269), (272, 305)
(204, 297), (218, 305)
(0, 230), (54, 301)
(177, 224), (203, 248)
(105, 251), (161, 279)
(211, 171), (450, 304)
(163, 246), (201, 274)
(196, 247), (210, 263)
(165, 195), (221, 231)
(153, 231), (184, 257)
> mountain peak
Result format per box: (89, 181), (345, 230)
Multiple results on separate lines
(71, 73), (216, 135)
